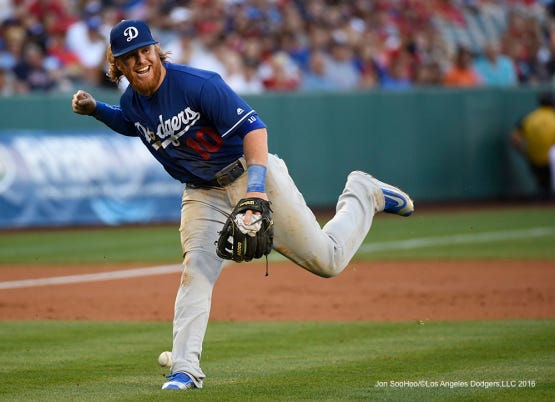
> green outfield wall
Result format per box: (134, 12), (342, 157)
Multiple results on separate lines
(0, 87), (547, 205)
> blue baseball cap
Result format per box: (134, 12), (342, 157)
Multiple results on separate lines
(110, 20), (158, 57)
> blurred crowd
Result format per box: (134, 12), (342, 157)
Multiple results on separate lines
(1, 0), (555, 96)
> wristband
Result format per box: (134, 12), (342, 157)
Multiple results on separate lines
(246, 164), (267, 193)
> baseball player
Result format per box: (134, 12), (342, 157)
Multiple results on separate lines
(71, 20), (414, 391)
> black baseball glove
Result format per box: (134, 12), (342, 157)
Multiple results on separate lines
(216, 197), (274, 262)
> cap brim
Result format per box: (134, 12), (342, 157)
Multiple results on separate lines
(113, 40), (158, 57)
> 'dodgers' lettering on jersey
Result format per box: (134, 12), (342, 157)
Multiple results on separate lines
(134, 106), (201, 150)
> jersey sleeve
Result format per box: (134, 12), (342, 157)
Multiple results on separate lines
(234, 112), (266, 137)
(199, 75), (266, 139)
(93, 101), (137, 136)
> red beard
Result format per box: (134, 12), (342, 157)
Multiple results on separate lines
(128, 62), (163, 96)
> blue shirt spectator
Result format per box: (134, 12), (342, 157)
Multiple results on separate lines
(301, 50), (335, 92)
(323, 35), (360, 91)
(473, 42), (517, 86)
(380, 54), (413, 90)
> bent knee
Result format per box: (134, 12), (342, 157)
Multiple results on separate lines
(275, 247), (346, 278)
(302, 260), (345, 278)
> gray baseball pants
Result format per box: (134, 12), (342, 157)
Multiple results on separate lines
(171, 154), (383, 387)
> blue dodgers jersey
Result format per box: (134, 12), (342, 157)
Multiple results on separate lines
(119, 63), (266, 184)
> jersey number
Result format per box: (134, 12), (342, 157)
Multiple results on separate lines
(186, 129), (223, 160)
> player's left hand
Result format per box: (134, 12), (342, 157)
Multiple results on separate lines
(216, 196), (273, 262)
(243, 192), (268, 224)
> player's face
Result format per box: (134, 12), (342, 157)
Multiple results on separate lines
(116, 45), (165, 96)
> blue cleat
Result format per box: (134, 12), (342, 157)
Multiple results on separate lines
(371, 176), (414, 217)
(162, 372), (196, 390)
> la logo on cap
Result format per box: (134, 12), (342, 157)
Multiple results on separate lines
(110, 20), (158, 57)
(124, 26), (139, 42)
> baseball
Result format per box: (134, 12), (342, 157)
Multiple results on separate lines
(158, 351), (172, 368)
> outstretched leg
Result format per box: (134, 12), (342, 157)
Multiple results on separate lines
(237, 155), (413, 277)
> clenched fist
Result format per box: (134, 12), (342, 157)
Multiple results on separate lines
(72, 90), (97, 115)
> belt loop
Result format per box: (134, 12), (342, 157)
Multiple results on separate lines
(238, 156), (246, 170)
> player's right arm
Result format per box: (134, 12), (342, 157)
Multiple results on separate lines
(71, 90), (136, 136)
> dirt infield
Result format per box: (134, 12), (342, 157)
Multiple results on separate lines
(0, 260), (553, 321)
